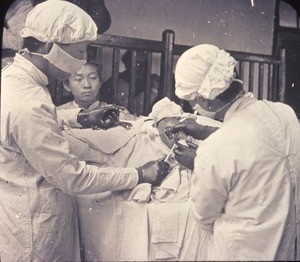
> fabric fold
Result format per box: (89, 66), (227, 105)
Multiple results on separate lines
(149, 202), (190, 259)
(63, 118), (145, 154)
(126, 183), (152, 203)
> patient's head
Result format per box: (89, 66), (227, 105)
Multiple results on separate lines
(157, 117), (188, 149)
(63, 61), (102, 109)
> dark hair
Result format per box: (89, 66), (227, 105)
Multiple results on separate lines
(86, 60), (103, 79)
(22, 37), (45, 52)
(86, 47), (102, 76)
(121, 50), (147, 69)
(215, 69), (244, 102)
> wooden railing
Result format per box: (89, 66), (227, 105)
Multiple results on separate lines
(53, 30), (286, 116)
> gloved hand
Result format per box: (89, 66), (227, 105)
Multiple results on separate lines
(137, 159), (171, 186)
(174, 140), (198, 170)
(77, 105), (125, 129)
(168, 118), (219, 140)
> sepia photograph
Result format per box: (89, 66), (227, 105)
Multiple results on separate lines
(0, 0), (300, 261)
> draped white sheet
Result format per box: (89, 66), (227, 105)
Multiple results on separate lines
(76, 193), (210, 261)
(62, 107), (221, 261)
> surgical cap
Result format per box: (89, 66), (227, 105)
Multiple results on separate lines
(175, 44), (237, 100)
(21, 0), (97, 44)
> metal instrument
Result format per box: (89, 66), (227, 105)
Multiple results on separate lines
(164, 144), (177, 162)
(117, 120), (132, 130)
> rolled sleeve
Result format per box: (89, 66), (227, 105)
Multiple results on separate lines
(48, 160), (139, 195)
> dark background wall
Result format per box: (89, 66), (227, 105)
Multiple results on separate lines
(99, 0), (277, 82)
(105, 0), (276, 55)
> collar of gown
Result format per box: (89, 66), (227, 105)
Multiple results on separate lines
(13, 52), (49, 87)
(223, 92), (256, 122)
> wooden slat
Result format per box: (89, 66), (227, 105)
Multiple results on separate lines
(91, 34), (164, 53)
(229, 51), (282, 64)
(278, 48), (286, 103)
(143, 52), (152, 115)
(267, 64), (274, 100)
(160, 30), (175, 100)
(248, 62), (254, 92)
(258, 63), (264, 99)
(172, 43), (282, 64)
(112, 48), (120, 103)
(238, 61), (244, 81)
(128, 51), (137, 113)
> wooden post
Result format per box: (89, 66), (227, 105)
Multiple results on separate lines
(112, 48), (120, 103)
(278, 48), (286, 102)
(160, 30), (175, 100)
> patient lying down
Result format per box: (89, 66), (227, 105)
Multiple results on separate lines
(61, 97), (222, 203)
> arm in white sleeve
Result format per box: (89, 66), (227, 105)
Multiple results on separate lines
(48, 160), (139, 195)
(14, 102), (139, 195)
(57, 108), (83, 128)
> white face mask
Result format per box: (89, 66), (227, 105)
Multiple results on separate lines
(192, 104), (217, 118)
(23, 43), (86, 74)
(191, 92), (243, 120)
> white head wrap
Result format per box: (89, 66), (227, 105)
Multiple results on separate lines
(21, 0), (97, 43)
(175, 44), (239, 100)
(150, 97), (183, 126)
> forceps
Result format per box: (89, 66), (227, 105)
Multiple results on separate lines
(117, 120), (132, 130)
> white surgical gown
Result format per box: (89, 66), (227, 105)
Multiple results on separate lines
(191, 93), (300, 261)
(0, 54), (139, 261)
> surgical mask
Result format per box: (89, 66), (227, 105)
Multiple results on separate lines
(192, 92), (244, 120)
(192, 104), (216, 118)
(22, 43), (86, 74)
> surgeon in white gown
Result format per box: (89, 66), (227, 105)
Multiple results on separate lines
(171, 44), (300, 261)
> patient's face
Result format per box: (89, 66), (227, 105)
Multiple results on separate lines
(157, 117), (187, 149)
(64, 63), (101, 109)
